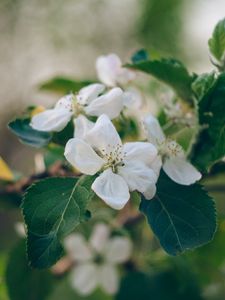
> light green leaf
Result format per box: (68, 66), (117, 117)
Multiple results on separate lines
(208, 18), (225, 62)
(192, 73), (225, 171)
(140, 171), (217, 256)
(126, 57), (193, 103)
(6, 240), (53, 300)
(39, 77), (94, 95)
(8, 118), (52, 148)
(191, 72), (216, 101)
(22, 176), (95, 268)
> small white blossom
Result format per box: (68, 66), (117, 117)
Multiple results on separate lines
(144, 114), (202, 185)
(96, 53), (136, 87)
(64, 223), (132, 296)
(65, 114), (158, 209)
(30, 83), (124, 132)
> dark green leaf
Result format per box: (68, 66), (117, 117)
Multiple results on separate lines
(116, 270), (203, 300)
(131, 49), (149, 63)
(192, 73), (225, 171)
(6, 240), (53, 300)
(208, 18), (225, 62)
(126, 58), (193, 102)
(39, 77), (94, 95)
(52, 120), (74, 146)
(22, 176), (95, 268)
(0, 192), (21, 210)
(140, 171), (217, 255)
(8, 118), (52, 148)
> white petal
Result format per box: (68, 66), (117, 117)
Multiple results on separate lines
(85, 87), (123, 120)
(96, 54), (121, 86)
(143, 114), (165, 146)
(30, 109), (72, 132)
(123, 87), (142, 109)
(77, 83), (105, 105)
(89, 223), (110, 253)
(85, 114), (122, 156)
(123, 142), (157, 166)
(118, 162), (157, 199)
(64, 234), (93, 262)
(99, 264), (119, 295)
(70, 263), (98, 295)
(55, 95), (73, 111)
(92, 169), (130, 210)
(73, 115), (95, 139)
(117, 68), (136, 86)
(142, 182), (157, 200)
(105, 236), (132, 264)
(163, 157), (202, 185)
(150, 155), (163, 177)
(64, 138), (104, 175)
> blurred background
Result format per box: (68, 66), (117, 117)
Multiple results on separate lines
(0, 1), (225, 299)
(1, 0), (225, 173)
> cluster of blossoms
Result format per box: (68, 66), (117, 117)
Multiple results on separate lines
(30, 53), (202, 210)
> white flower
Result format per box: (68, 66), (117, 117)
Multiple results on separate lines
(30, 83), (124, 132)
(64, 223), (132, 296)
(144, 114), (202, 185)
(65, 114), (158, 209)
(96, 53), (136, 87)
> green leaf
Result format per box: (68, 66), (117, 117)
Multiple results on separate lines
(191, 72), (216, 101)
(116, 270), (203, 300)
(6, 240), (53, 300)
(208, 18), (225, 62)
(8, 118), (52, 148)
(126, 58), (193, 102)
(192, 73), (225, 171)
(22, 176), (95, 268)
(131, 49), (149, 63)
(140, 171), (217, 256)
(52, 120), (74, 146)
(39, 76), (94, 95)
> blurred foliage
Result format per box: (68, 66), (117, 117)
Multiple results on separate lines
(137, 0), (185, 56)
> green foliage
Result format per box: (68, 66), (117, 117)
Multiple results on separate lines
(208, 18), (225, 65)
(191, 72), (216, 101)
(116, 269), (203, 300)
(192, 73), (225, 171)
(39, 77), (93, 95)
(140, 171), (217, 255)
(6, 240), (53, 300)
(8, 118), (52, 148)
(47, 277), (112, 300)
(126, 57), (193, 103)
(0, 192), (21, 210)
(22, 176), (95, 268)
(52, 120), (74, 146)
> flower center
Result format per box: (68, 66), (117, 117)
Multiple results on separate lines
(100, 144), (125, 173)
(159, 138), (183, 159)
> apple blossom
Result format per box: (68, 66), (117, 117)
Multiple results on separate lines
(143, 114), (202, 185)
(96, 53), (136, 87)
(64, 114), (158, 209)
(64, 223), (132, 296)
(30, 83), (124, 132)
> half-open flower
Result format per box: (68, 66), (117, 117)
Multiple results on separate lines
(64, 223), (132, 295)
(96, 53), (136, 87)
(144, 114), (202, 185)
(65, 114), (158, 209)
(30, 83), (124, 132)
